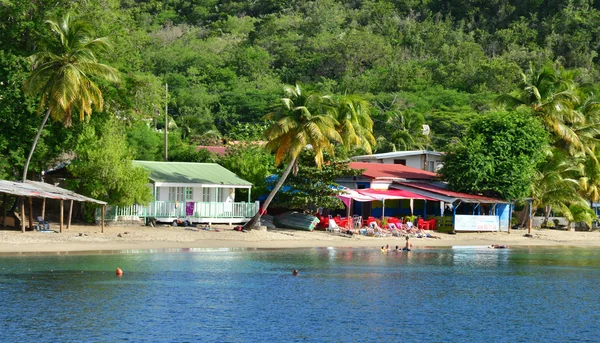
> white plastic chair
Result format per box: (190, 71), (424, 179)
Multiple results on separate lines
(327, 219), (341, 233)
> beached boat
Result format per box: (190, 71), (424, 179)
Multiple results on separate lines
(274, 212), (319, 231)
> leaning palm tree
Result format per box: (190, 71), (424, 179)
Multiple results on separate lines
(243, 84), (342, 229)
(21, 13), (120, 181)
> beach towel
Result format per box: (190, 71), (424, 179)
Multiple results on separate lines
(186, 202), (194, 216)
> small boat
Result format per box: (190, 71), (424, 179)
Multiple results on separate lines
(274, 211), (320, 231)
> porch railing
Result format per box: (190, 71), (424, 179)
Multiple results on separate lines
(96, 201), (260, 222)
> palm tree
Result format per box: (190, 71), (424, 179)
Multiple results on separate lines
(578, 148), (600, 218)
(21, 13), (119, 181)
(530, 149), (585, 227)
(243, 84), (342, 229)
(497, 63), (584, 152)
(557, 95), (600, 159)
(334, 94), (376, 154)
(385, 111), (429, 151)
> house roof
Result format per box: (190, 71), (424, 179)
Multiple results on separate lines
(197, 146), (227, 156)
(351, 150), (443, 161)
(393, 182), (506, 204)
(132, 161), (252, 187)
(349, 162), (437, 180)
(0, 180), (107, 205)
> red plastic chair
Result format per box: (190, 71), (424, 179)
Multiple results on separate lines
(319, 216), (327, 229)
(427, 218), (437, 230)
(417, 218), (430, 231)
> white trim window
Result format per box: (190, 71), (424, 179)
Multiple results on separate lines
(185, 187), (193, 201)
(169, 187), (185, 202)
(202, 188), (210, 202)
(428, 161), (435, 172)
(216, 188), (222, 202)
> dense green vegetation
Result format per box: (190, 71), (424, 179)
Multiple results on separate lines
(3, 1), (600, 224)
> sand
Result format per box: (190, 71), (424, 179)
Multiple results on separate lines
(1, 222), (600, 254)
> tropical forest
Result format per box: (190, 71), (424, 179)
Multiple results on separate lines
(2, 0), (600, 224)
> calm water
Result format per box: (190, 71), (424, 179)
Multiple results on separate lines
(1, 247), (599, 342)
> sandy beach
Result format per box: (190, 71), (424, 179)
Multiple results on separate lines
(1, 222), (600, 254)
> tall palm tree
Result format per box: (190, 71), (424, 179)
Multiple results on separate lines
(244, 84), (342, 229)
(21, 13), (119, 181)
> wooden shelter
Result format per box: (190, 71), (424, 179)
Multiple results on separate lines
(0, 180), (107, 233)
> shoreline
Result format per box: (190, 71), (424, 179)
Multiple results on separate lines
(1, 223), (600, 254)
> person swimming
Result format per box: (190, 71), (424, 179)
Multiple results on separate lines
(292, 269), (299, 276)
(403, 236), (412, 251)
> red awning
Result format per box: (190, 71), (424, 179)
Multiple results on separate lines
(337, 188), (379, 204)
(395, 182), (506, 203)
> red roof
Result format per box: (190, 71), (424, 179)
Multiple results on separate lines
(197, 146), (227, 156)
(396, 182), (504, 203)
(350, 162), (436, 180)
(357, 188), (437, 201)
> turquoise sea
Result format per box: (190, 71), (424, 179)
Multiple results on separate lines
(1, 247), (599, 342)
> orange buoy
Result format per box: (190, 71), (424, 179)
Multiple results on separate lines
(116, 267), (123, 276)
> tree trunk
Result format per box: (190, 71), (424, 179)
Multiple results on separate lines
(544, 205), (552, 227)
(22, 108), (51, 182)
(243, 157), (297, 230)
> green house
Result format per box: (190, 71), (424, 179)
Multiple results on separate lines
(111, 161), (258, 225)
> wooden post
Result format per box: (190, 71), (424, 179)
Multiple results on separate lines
(508, 202), (512, 234)
(101, 205), (105, 233)
(2, 193), (6, 228)
(28, 197), (34, 232)
(60, 200), (64, 233)
(528, 199), (533, 235)
(42, 198), (46, 220)
(20, 198), (25, 233)
(67, 199), (73, 229)
(346, 198), (351, 218)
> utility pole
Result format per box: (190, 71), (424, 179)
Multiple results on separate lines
(164, 83), (168, 161)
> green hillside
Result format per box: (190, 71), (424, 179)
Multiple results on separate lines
(2, 1), (600, 220)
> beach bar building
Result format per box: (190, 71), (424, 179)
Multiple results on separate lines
(337, 162), (511, 232)
(106, 161), (258, 225)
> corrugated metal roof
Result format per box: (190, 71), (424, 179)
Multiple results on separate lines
(0, 180), (107, 204)
(394, 182), (506, 204)
(132, 161), (252, 187)
(350, 162), (437, 180)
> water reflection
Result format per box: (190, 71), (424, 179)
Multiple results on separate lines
(1, 247), (600, 342)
